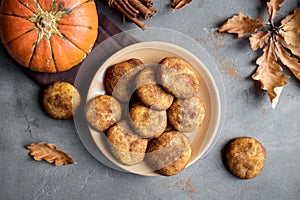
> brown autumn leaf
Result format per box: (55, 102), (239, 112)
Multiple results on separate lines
(274, 38), (300, 80)
(279, 35), (300, 59)
(280, 7), (300, 32)
(279, 7), (300, 47)
(252, 40), (290, 102)
(170, 0), (192, 10)
(25, 142), (75, 166)
(249, 31), (272, 50)
(279, 29), (300, 48)
(218, 12), (267, 38)
(267, 0), (284, 21)
(218, 0), (300, 108)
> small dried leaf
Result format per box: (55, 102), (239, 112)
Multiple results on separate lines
(277, 35), (300, 59)
(281, 7), (300, 32)
(252, 40), (290, 102)
(170, 0), (192, 10)
(279, 28), (300, 48)
(249, 31), (272, 50)
(275, 40), (300, 81)
(25, 142), (75, 166)
(267, 0), (284, 21)
(219, 12), (267, 38)
(280, 7), (300, 47)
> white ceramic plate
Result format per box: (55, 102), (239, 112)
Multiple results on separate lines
(85, 41), (221, 176)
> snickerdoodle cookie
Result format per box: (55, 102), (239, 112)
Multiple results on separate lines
(225, 137), (266, 179)
(146, 130), (192, 176)
(168, 96), (205, 132)
(135, 66), (173, 110)
(129, 103), (167, 139)
(159, 57), (199, 99)
(85, 95), (122, 132)
(104, 58), (144, 102)
(42, 81), (81, 119)
(106, 120), (148, 166)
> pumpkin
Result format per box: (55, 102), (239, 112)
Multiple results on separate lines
(0, 0), (98, 73)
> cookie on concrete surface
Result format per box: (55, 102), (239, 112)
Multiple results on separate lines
(136, 67), (174, 110)
(42, 81), (81, 119)
(225, 137), (266, 179)
(104, 58), (144, 102)
(159, 57), (199, 99)
(168, 96), (205, 132)
(85, 95), (122, 132)
(146, 130), (192, 176)
(106, 120), (148, 166)
(129, 103), (167, 139)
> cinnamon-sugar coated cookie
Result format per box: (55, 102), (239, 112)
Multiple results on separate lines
(159, 57), (199, 99)
(129, 103), (167, 139)
(42, 81), (81, 119)
(85, 95), (122, 132)
(168, 96), (205, 132)
(146, 130), (192, 176)
(135, 67), (173, 110)
(225, 137), (266, 179)
(104, 58), (144, 102)
(106, 120), (148, 166)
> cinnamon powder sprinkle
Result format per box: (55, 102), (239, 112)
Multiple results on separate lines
(174, 179), (195, 194)
(219, 59), (239, 79)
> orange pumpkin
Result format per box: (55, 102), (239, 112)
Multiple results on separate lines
(0, 0), (98, 73)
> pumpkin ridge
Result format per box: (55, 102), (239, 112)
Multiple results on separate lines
(57, 23), (95, 30)
(50, 41), (59, 72)
(0, 13), (33, 20)
(6, 29), (39, 67)
(16, 0), (36, 14)
(60, 33), (89, 55)
(50, 34), (86, 72)
(29, 37), (57, 72)
(28, 39), (40, 71)
(27, 24), (47, 70)
(66, 0), (92, 10)
(0, 0), (35, 18)
(6, 27), (38, 46)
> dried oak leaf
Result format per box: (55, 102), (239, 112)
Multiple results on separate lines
(279, 35), (300, 59)
(170, 0), (192, 10)
(249, 31), (272, 50)
(274, 37), (300, 80)
(218, 12), (267, 38)
(280, 7), (300, 32)
(267, 0), (284, 21)
(25, 142), (75, 166)
(252, 39), (290, 103)
(279, 7), (300, 48)
(218, 0), (300, 108)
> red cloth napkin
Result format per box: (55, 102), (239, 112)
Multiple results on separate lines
(19, 11), (122, 87)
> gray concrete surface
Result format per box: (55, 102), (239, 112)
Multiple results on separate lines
(1, 0), (300, 199)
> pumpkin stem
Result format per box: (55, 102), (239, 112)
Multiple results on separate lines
(26, 1), (64, 42)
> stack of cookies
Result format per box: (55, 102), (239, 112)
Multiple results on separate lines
(85, 57), (206, 176)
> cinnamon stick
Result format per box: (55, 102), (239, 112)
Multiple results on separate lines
(147, 6), (156, 18)
(140, 0), (153, 8)
(109, 0), (138, 18)
(112, 0), (147, 29)
(108, 0), (156, 29)
(123, 0), (139, 16)
(128, 0), (154, 19)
